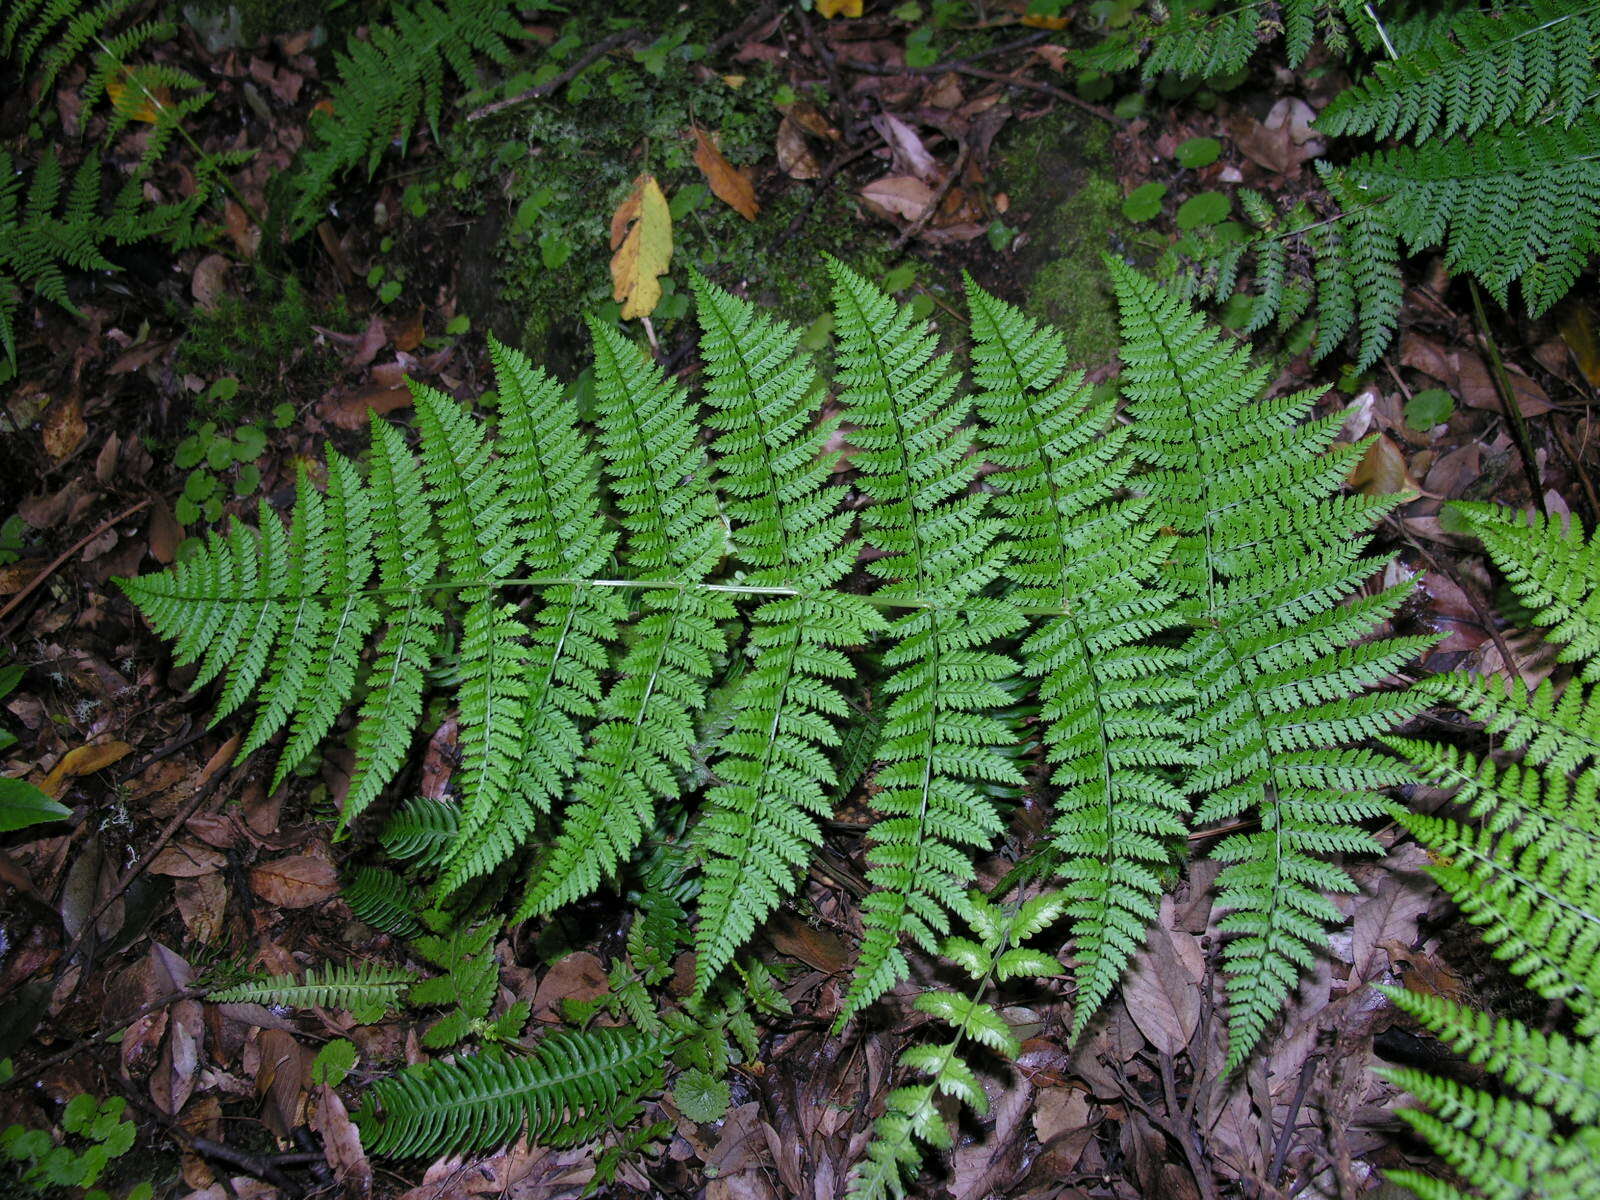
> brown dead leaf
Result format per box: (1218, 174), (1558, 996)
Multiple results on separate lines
(1350, 844), (1434, 983)
(93, 432), (121, 485)
(776, 115), (823, 180)
(763, 909), (850, 974)
(250, 854), (339, 908)
(256, 1028), (309, 1138)
(223, 201), (260, 258)
(692, 128), (759, 221)
(191, 254), (231, 312)
(148, 841), (227, 878)
(1120, 926), (1202, 1056)
(318, 385), (413, 430)
(859, 175), (936, 224)
(1559, 301), (1600, 385)
(314, 1086), (372, 1198)
(41, 740), (133, 798)
(873, 113), (939, 183)
(151, 998), (204, 1115)
(1348, 434), (1419, 497)
(175, 873), (229, 944)
(389, 309), (425, 353)
(42, 396), (87, 461)
(531, 951), (610, 1020)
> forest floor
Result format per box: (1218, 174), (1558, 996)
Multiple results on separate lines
(1, 3), (1597, 1199)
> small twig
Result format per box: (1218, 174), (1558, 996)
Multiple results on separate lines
(783, 138), (884, 238)
(466, 31), (646, 121)
(794, 4), (859, 145)
(1384, 514), (1519, 676)
(1552, 416), (1600, 523)
(1158, 1052), (1220, 1200)
(0, 499), (152, 634)
(835, 52), (1124, 126)
(115, 720), (206, 781)
(1468, 280), (1546, 514)
(115, 1085), (312, 1196)
(890, 137), (970, 252)
(1269, 1053), (1321, 1186)
(2, 987), (209, 1089)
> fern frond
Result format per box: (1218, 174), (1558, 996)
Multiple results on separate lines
(827, 258), (1022, 1024)
(210, 963), (415, 1023)
(289, 0), (521, 233)
(688, 272), (885, 993)
(519, 322), (732, 917)
(847, 893), (1065, 1200)
(1318, 1), (1600, 143)
(357, 1028), (669, 1157)
(1349, 110), (1600, 317)
(1448, 502), (1600, 680)
(964, 277), (1192, 1036)
(1095, 0), (1365, 78)
(380, 796), (462, 867)
(1110, 260), (1431, 1067)
(344, 866), (424, 937)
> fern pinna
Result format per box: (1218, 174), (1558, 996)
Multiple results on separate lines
(1110, 259), (1433, 1066)
(123, 262), (1426, 1120)
(1381, 503), (1600, 1199)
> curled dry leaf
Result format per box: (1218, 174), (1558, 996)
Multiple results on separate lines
(692, 127), (759, 221)
(151, 997), (204, 1115)
(41, 396), (87, 461)
(859, 175), (936, 224)
(314, 1085), (372, 1199)
(776, 115), (823, 180)
(250, 853), (340, 908)
(40, 740), (133, 798)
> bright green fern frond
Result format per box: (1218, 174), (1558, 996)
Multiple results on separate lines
(1448, 502), (1600, 680)
(827, 258), (1022, 1024)
(688, 272), (886, 993)
(434, 339), (620, 895)
(1348, 110), (1600, 317)
(964, 277), (1192, 1036)
(520, 321), (732, 917)
(1318, 1), (1600, 143)
(1110, 259), (1431, 1068)
(210, 962), (415, 1023)
(289, 0), (521, 233)
(358, 1028), (669, 1157)
(847, 892), (1064, 1200)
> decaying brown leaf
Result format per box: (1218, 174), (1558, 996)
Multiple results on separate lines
(249, 853), (339, 909)
(692, 127), (759, 221)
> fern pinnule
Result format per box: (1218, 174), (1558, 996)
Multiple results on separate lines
(1110, 259), (1432, 1067)
(827, 258), (1022, 1025)
(344, 866), (425, 937)
(519, 321), (733, 918)
(964, 276), (1192, 1035)
(380, 796), (461, 867)
(358, 1027), (669, 1157)
(210, 962), (415, 1023)
(688, 272), (886, 993)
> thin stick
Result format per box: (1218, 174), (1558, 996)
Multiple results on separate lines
(891, 137), (970, 252)
(467, 31), (645, 122)
(2, 987), (209, 1089)
(1468, 280), (1546, 515)
(0, 498), (152, 632)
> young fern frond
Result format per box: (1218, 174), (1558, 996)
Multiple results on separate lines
(209, 963), (416, 1023)
(518, 322), (732, 918)
(1446, 502), (1600, 680)
(380, 797), (462, 867)
(688, 272), (885, 993)
(289, 0), (521, 234)
(1109, 259), (1433, 1067)
(847, 892), (1065, 1200)
(357, 1027), (670, 1157)
(827, 258), (1023, 1025)
(964, 278), (1191, 1036)
(1317, 0), (1600, 143)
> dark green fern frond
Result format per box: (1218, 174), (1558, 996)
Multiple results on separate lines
(847, 892), (1065, 1200)
(1348, 110), (1600, 317)
(210, 962), (415, 1023)
(1447, 502), (1600, 680)
(2, 0), (145, 102)
(344, 866), (424, 937)
(358, 1028), (669, 1157)
(965, 278), (1192, 1036)
(1084, 0), (1366, 78)
(432, 341), (621, 896)
(380, 796), (461, 867)
(827, 258), (1023, 1024)
(1111, 260), (1432, 1068)
(688, 272), (885, 993)
(289, 0), (521, 234)
(519, 322), (733, 917)
(1318, 1), (1600, 143)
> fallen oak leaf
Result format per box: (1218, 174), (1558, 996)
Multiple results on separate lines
(691, 127), (759, 221)
(609, 174), (673, 320)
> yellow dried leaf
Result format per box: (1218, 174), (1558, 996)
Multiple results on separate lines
(816, 0), (862, 16)
(609, 174), (673, 320)
(106, 72), (168, 124)
(41, 740), (134, 798)
(692, 128), (759, 221)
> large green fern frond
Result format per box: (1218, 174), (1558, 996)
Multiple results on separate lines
(964, 277), (1192, 1036)
(1110, 260), (1432, 1067)
(358, 1027), (669, 1157)
(1318, 0), (1600, 143)
(210, 962), (416, 1023)
(827, 258), (1023, 1024)
(519, 322), (733, 917)
(687, 272), (886, 993)
(1080, 0), (1368, 78)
